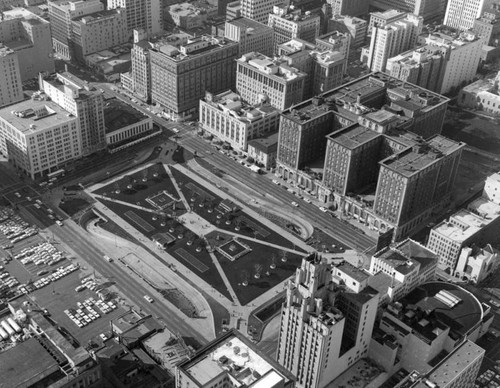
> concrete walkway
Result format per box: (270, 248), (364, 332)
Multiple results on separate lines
(164, 165), (191, 211)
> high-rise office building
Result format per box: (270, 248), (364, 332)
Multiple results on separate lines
(236, 51), (307, 110)
(328, 0), (369, 17)
(0, 8), (55, 81)
(444, 0), (490, 30)
(387, 30), (482, 94)
(473, 5), (500, 46)
(366, 13), (423, 72)
(240, 0), (284, 24)
(70, 8), (129, 62)
(268, 4), (320, 54)
(225, 17), (274, 56)
(277, 254), (379, 388)
(0, 45), (23, 108)
(48, 0), (105, 59)
(107, 0), (162, 37)
(40, 72), (107, 156)
(150, 35), (239, 120)
(367, 9), (407, 34)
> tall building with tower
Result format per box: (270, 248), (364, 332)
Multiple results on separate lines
(277, 253), (379, 388)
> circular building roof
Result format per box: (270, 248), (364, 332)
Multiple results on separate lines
(401, 282), (483, 339)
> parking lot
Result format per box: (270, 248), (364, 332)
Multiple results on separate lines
(31, 269), (126, 344)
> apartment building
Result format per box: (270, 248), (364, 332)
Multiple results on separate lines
(368, 239), (438, 305)
(366, 13), (423, 72)
(328, 15), (367, 49)
(199, 90), (280, 151)
(236, 52), (306, 110)
(0, 100), (80, 179)
(473, 5), (500, 45)
(176, 330), (295, 388)
(40, 72), (107, 155)
(71, 9), (129, 62)
(0, 45), (23, 108)
(277, 254), (379, 388)
(240, 0), (283, 24)
(444, 0), (490, 30)
(387, 30), (483, 94)
(427, 196), (500, 273)
(107, 0), (162, 37)
(48, 0), (104, 59)
(150, 35), (239, 120)
(268, 4), (320, 54)
(0, 8), (55, 81)
(224, 17), (274, 57)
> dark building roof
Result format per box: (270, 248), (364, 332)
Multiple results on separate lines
(248, 132), (279, 153)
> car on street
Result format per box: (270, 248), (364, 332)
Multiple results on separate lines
(144, 295), (154, 303)
(272, 179), (280, 185)
(303, 198), (311, 203)
(56, 220), (63, 226)
(291, 201), (299, 207)
(172, 127), (179, 133)
(319, 206), (328, 213)
(490, 299), (500, 308)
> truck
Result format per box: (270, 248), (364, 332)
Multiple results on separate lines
(249, 165), (262, 174)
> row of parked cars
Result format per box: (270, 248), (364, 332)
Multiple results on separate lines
(0, 266), (19, 297)
(64, 297), (117, 328)
(16, 242), (65, 268)
(0, 215), (38, 243)
(20, 264), (79, 294)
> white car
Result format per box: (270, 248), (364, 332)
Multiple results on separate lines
(272, 179), (280, 185)
(172, 127), (179, 133)
(291, 201), (299, 207)
(303, 198), (312, 204)
(56, 220), (63, 226)
(144, 295), (154, 303)
(319, 206), (328, 213)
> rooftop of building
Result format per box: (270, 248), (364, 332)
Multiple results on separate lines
(238, 52), (307, 81)
(203, 90), (279, 121)
(335, 260), (371, 282)
(421, 29), (480, 48)
(327, 123), (381, 150)
(397, 282), (484, 340)
(248, 132), (279, 153)
(225, 16), (270, 30)
(153, 35), (237, 62)
(3, 7), (49, 25)
(0, 337), (60, 387)
(370, 9), (406, 20)
(270, 4), (319, 22)
(73, 8), (124, 23)
(104, 98), (149, 134)
(142, 329), (191, 371)
(432, 197), (500, 242)
(178, 330), (294, 386)
(0, 43), (15, 57)
(43, 72), (101, 100)
(168, 2), (214, 16)
(112, 310), (146, 334)
(380, 135), (464, 177)
(0, 99), (76, 135)
(368, 271), (402, 296)
(281, 72), (448, 124)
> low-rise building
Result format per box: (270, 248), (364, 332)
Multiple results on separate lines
(427, 196), (500, 274)
(247, 131), (278, 169)
(483, 170), (500, 204)
(142, 329), (192, 373)
(457, 76), (500, 114)
(103, 98), (155, 151)
(176, 329), (295, 388)
(368, 239), (438, 305)
(454, 244), (499, 284)
(199, 90), (280, 151)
